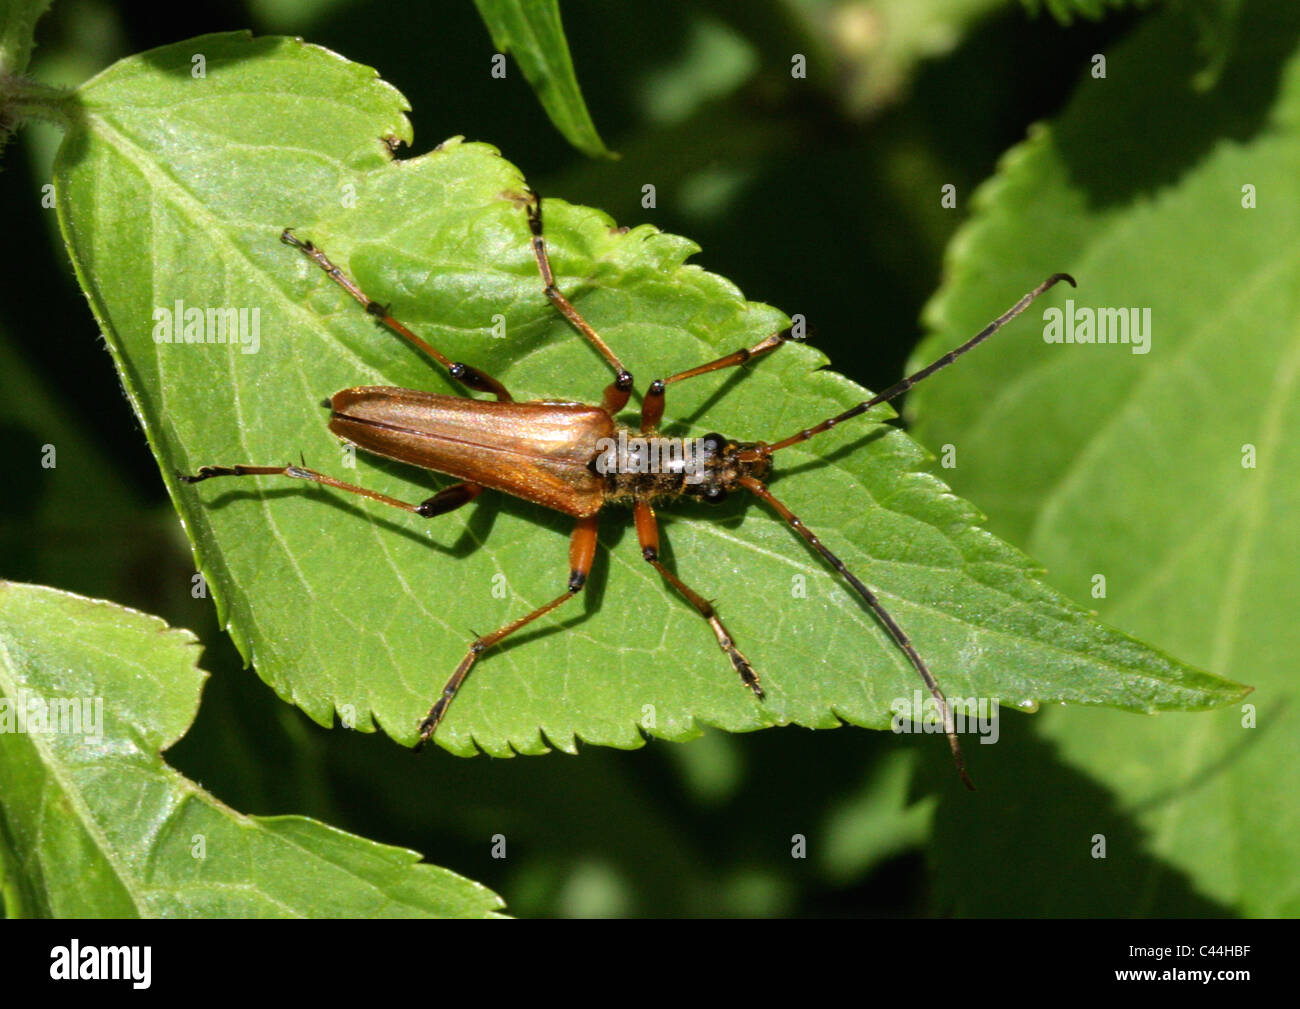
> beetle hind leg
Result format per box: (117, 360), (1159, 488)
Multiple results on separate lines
(416, 482), (483, 517)
(281, 228), (514, 402)
(180, 464), (483, 521)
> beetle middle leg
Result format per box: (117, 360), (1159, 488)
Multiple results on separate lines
(417, 513), (601, 745)
(281, 228), (513, 402)
(639, 327), (790, 432)
(633, 499), (763, 699)
(179, 463), (483, 519)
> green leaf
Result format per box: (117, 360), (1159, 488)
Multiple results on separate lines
(0, 580), (504, 917)
(912, 2), (1300, 915)
(472, 0), (613, 158)
(1019, 0), (1154, 23)
(1020, 1), (1245, 90)
(785, 0), (1008, 115)
(1183, 0), (1247, 89)
(53, 32), (1245, 763)
(0, 0), (51, 76)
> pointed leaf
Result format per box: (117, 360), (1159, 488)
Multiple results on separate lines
(53, 32), (1246, 763)
(913, 3), (1299, 915)
(0, 581), (504, 917)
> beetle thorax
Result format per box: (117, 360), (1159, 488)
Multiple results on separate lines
(592, 428), (771, 504)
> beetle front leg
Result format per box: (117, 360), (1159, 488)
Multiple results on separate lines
(639, 328), (789, 432)
(519, 192), (635, 415)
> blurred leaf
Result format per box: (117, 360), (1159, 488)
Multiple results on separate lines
(0, 0), (50, 75)
(53, 32), (1244, 767)
(787, 0), (1007, 114)
(819, 749), (935, 882)
(913, 0), (1300, 915)
(0, 330), (146, 604)
(664, 729), (745, 804)
(1181, 0), (1246, 90)
(472, 0), (613, 158)
(635, 14), (757, 126)
(1027, 0), (1246, 91)
(249, 0), (351, 34)
(0, 580), (504, 917)
(1020, 0), (1153, 24)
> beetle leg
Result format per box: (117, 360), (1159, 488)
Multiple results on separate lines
(180, 463), (483, 520)
(415, 482), (484, 517)
(521, 192), (635, 414)
(281, 229), (513, 402)
(633, 499), (763, 699)
(640, 328), (790, 432)
(416, 514), (600, 745)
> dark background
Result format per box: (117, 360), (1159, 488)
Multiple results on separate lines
(2, 0), (1142, 916)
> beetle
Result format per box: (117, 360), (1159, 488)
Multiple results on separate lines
(180, 190), (1073, 787)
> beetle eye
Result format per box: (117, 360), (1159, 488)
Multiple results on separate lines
(701, 432), (726, 454)
(704, 486), (728, 504)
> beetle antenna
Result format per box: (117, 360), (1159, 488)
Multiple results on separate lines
(740, 476), (975, 789)
(760, 273), (1075, 455)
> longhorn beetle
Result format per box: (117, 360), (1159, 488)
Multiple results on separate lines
(180, 190), (1074, 788)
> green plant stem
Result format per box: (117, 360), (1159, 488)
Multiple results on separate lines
(1, 74), (72, 137)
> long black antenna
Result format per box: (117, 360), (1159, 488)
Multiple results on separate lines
(761, 273), (1076, 455)
(740, 477), (974, 789)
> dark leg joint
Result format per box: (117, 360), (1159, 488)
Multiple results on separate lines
(415, 702), (447, 749)
(417, 483), (478, 518)
(180, 464), (241, 483)
(365, 301), (389, 318)
(448, 362), (505, 397)
(568, 570), (587, 592)
(641, 546), (658, 562)
(616, 370), (634, 391)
